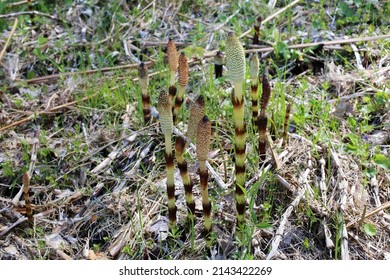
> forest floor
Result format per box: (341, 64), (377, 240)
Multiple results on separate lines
(0, 0), (389, 260)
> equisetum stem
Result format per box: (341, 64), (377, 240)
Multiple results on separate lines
(164, 133), (176, 228)
(232, 81), (246, 226)
(175, 136), (195, 221)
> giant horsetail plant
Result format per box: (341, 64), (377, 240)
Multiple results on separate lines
(225, 31), (247, 227)
(138, 62), (151, 124)
(214, 50), (224, 79)
(167, 38), (179, 109)
(186, 95), (205, 146)
(157, 91), (176, 228)
(23, 172), (33, 223)
(249, 54), (260, 125)
(196, 115), (212, 247)
(173, 52), (189, 123)
(175, 136), (195, 221)
(258, 67), (271, 162)
(252, 16), (262, 45)
(282, 103), (291, 148)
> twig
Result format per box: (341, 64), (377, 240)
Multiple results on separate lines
(346, 201), (390, 229)
(0, 11), (64, 22)
(244, 34), (390, 54)
(12, 128), (40, 205)
(0, 216), (28, 237)
(239, 0), (303, 39)
(0, 18), (18, 62)
(266, 133), (282, 170)
(139, 40), (190, 47)
(266, 169), (309, 260)
(319, 158), (334, 251)
(7, 0), (29, 7)
(124, 141), (154, 176)
(0, 94), (97, 132)
(330, 149), (350, 260)
(25, 61), (154, 84)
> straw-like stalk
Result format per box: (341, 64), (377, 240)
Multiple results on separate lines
(157, 91), (176, 228)
(196, 115), (212, 246)
(175, 136), (195, 221)
(225, 31), (247, 227)
(249, 54), (260, 125)
(173, 52), (189, 123)
(138, 62), (151, 124)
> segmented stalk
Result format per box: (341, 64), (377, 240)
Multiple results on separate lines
(249, 54), (260, 125)
(196, 115), (212, 246)
(175, 136), (195, 220)
(186, 95), (205, 146)
(138, 62), (151, 124)
(167, 38), (178, 108)
(282, 103), (291, 148)
(173, 52), (189, 123)
(225, 32), (246, 227)
(214, 50), (224, 79)
(258, 67), (271, 161)
(252, 16), (262, 45)
(23, 172), (33, 223)
(157, 91), (176, 228)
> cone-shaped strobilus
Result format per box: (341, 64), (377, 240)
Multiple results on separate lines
(196, 115), (212, 247)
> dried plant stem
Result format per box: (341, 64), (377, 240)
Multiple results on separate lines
(0, 10), (64, 22)
(7, 0), (29, 7)
(267, 188), (305, 260)
(330, 150), (350, 260)
(319, 158), (334, 252)
(12, 128), (39, 205)
(175, 136), (195, 220)
(245, 34), (390, 54)
(240, 0), (306, 39)
(0, 18), (18, 62)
